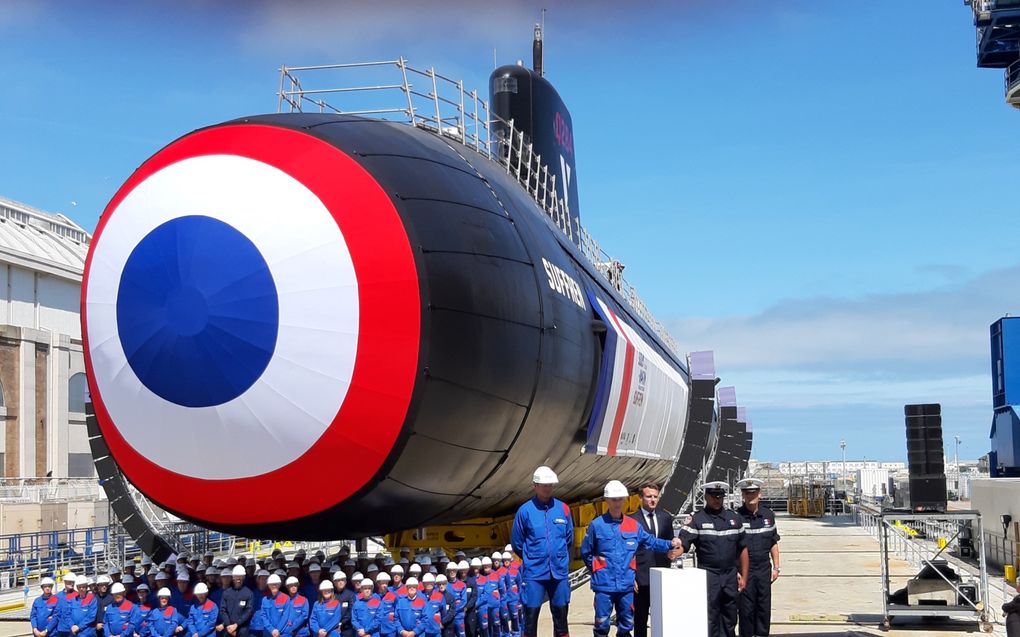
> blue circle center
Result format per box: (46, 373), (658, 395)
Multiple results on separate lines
(116, 215), (279, 408)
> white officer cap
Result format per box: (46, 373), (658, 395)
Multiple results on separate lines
(481, 557), (492, 566)
(319, 580), (333, 591)
(469, 558), (481, 567)
(458, 561), (469, 570)
(194, 583), (209, 595)
(41, 577), (55, 586)
(533, 465), (558, 485)
(736, 478), (764, 491)
(157, 587), (171, 598)
(405, 577), (419, 588)
(267, 574), (282, 585)
(111, 583), (126, 595)
(703, 481), (730, 494)
(391, 565), (404, 574)
(376, 573), (391, 583)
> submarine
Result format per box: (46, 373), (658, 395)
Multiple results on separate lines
(81, 29), (752, 545)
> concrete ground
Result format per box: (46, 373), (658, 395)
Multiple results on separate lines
(542, 514), (1011, 637)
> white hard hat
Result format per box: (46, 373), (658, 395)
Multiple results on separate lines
(157, 587), (171, 598)
(409, 564), (422, 574)
(458, 561), (469, 570)
(469, 558), (481, 567)
(111, 583), (126, 595)
(319, 580), (333, 591)
(194, 583), (209, 595)
(604, 480), (629, 499)
(333, 571), (346, 581)
(232, 565), (246, 577)
(75, 576), (88, 587)
(436, 574), (448, 584)
(352, 572), (363, 581)
(501, 552), (512, 560)
(481, 557), (492, 566)
(533, 465), (558, 485)
(64, 572), (77, 581)
(285, 576), (299, 586)
(359, 578), (374, 588)
(491, 552), (502, 561)
(445, 562), (458, 572)
(390, 565), (403, 574)
(421, 573), (435, 584)
(376, 573), (391, 583)
(504, 544), (512, 553)
(405, 577), (419, 587)
(41, 577), (55, 586)
(97, 575), (112, 585)
(267, 574), (281, 585)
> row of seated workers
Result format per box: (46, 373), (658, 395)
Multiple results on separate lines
(31, 546), (525, 637)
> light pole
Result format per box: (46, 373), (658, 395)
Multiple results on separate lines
(840, 439), (847, 492)
(954, 435), (961, 472)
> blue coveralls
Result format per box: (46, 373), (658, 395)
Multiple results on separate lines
(308, 598), (342, 637)
(287, 595), (310, 637)
(377, 591), (397, 637)
(185, 600), (219, 637)
(447, 581), (467, 637)
(251, 590), (270, 637)
(392, 595), (426, 636)
(473, 576), (489, 637)
(510, 496), (573, 637)
(70, 593), (98, 637)
(148, 606), (184, 637)
(581, 513), (672, 636)
(350, 594), (379, 636)
(260, 593), (292, 637)
(31, 593), (60, 636)
(56, 589), (78, 637)
(479, 576), (501, 637)
(102, 600), (142, 637)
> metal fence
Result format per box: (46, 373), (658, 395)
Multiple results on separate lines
(277, 59), (680, 356)
(0, 479), (104, 503)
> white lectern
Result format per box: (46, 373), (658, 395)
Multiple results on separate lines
(650, 567), (708, 637)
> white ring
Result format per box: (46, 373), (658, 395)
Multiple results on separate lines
(85, 155), (359, 479)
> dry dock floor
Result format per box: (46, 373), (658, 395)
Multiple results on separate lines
(542, 514), (1012, 637)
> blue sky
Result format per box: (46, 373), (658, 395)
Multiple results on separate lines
(1, 1), (1014, 462)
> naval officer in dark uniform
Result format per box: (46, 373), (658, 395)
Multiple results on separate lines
(735, 478), (780, 637)
(678, 481), (748, 637)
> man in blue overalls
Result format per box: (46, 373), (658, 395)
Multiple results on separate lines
(510, 466), (572, 637)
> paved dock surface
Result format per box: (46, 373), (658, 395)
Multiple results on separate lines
(541, 514), (1010, 636)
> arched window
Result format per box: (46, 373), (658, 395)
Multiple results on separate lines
(68, 373), (88, 413)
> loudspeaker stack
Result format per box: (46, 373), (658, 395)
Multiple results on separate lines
(904, 403), (947, 512)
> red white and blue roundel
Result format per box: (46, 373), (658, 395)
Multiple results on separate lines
(82, 124), (420, 525)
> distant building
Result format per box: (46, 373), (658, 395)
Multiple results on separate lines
(0, 195), (92, 479)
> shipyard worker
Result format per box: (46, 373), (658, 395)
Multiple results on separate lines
(150, 588), (184, 637)
(286, 576), (311, 637)
(186, 584), (218, 637)
(136, 584), (153, 637)
(677, 481), (749, 637)
(628, 482), (673, 637)
(581, 480), (680, 637)
(102, 584), (141, 637)
(392, 578), (425, 637)
(95, 577), (115, 637)
(219, 566), (255, 637)
(330, 573), (356, 637)
(57, 572), (81, 637)
(259, 575), (291, 637)
(735, 478), (780, 637)
(510, 465), (573, 637)
(32, 577), (60, 637)
(350, 578), (378, 637)
(309, 581), (342, 637)
(71, 576), (98, 637)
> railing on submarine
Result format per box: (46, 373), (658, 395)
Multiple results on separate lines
(277, 59), (680, 357)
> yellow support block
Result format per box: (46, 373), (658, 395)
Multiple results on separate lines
(1006, 564), (1016, 584)
(0, 601), (25, 614)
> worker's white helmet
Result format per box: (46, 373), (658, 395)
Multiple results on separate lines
(604, 480), (629, 499)
(391, 565), (403, 574)
(41, 577), (55, 587)
(436, 575), (448, 584)
(267, 574), (281, 586)
(469, 558), (481, 567)
(533, 466), (558, 485)
(481, 557), (492, 566)
(194, 583), (209, 595)
(421, 573), (435, 584)
(111, 583), (126, 595)
(501, 552), (512, 560)
(491, 552), (502, 561)
(157, 588), (171, 598)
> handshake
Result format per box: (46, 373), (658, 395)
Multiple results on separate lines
(667, 537), (684, 560)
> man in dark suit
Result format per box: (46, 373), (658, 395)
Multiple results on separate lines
(629, 482), (674, 637)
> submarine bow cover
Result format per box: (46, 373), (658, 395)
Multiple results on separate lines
(81, 62), (737, 539)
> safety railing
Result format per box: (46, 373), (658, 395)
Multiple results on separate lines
(1005, 59), (1020, 108)
(277, 59), (681, 357)
(0, 479), (104, 503)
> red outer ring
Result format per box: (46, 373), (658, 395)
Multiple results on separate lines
(81, 124), (421, 524)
